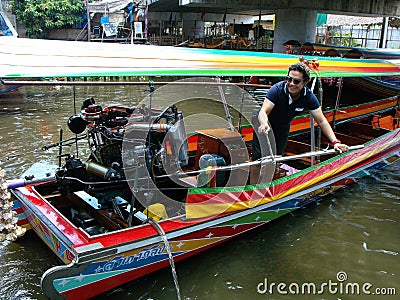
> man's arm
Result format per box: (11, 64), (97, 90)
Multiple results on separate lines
(258, 98), (275, 134)
(310, 107), (349, 153)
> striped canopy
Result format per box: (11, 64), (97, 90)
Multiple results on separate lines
(1, 37), (400, 78)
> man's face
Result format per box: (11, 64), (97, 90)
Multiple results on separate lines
(286, 70), (305, 96)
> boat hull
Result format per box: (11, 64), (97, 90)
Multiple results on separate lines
(11, 129), (400, 299)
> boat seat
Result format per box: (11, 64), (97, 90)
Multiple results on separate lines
(68, 191), (123, 231)
(177, 168), (219, 188)
(372, 113), (400, 131)
(348, 122), (390, 140)
(74, 191), (102, 209)
(284, 140), (312, 163)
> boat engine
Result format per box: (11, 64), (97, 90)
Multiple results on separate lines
(55, 99), (188, 196)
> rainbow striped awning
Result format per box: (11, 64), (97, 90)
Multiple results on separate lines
(1, 37), (400, 78)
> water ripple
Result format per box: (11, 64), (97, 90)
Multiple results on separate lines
(362, 242), (399, 256)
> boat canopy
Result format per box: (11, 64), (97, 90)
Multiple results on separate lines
(1, 37), (400, 79)
(300, 42), (353, 55)
(323, 48), (343, 57)
(343, 48), (400, 59)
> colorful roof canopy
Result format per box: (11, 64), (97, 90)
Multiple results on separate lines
(1, 37), (400, 78)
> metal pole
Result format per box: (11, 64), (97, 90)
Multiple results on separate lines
(217, 77), (235, 131)
(256, 9), (261, 50)
(310, 116), (315, 166)
(332, 77), (343, 130)
(86, 1), (91, 42)
(310, 77), (317, 166)
(379, 17), (388, 48)
(58, 129), (63, 167)
(2, 80), (272, 88)
(159, 20), (162, 45)
(156, 145), (365, 179)
(131, 21), (133, 44)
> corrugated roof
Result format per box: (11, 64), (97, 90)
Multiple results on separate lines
(88, 0), (132, 14)
(326, 14), (383, 26)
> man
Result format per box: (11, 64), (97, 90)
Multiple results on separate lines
(252, 62), (349, 160)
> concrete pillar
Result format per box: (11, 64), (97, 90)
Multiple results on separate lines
(273, 9), (317, 53)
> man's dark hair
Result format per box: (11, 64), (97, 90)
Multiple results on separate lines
(288, 63), (311, 83)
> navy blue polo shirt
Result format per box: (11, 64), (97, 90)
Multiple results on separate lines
(266, 81), (320, 133)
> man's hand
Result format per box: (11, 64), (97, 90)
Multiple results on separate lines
(334, 143), (349, 153)
(258, 122), (270, 134)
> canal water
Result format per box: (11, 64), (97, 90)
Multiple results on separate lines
(0, 83), (399, 299)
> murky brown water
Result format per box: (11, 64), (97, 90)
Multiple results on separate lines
(0, 83), (399, 299)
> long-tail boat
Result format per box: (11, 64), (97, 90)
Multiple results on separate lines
(0, 37), (399, 299)
(297, 43), (400, 102)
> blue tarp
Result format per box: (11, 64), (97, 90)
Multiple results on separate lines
(316, 14), (328, 26)
(0, 13), (12, 36)
(0, 10), (17, 36)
